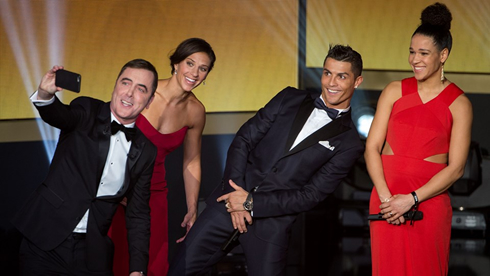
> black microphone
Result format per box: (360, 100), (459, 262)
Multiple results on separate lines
(221, 228), (240, 251)
(367, 210), (423, 221)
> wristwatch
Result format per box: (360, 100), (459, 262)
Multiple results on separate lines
(243, 192), (253, 211)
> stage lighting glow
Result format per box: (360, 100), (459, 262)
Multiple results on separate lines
(349, 92), (376, 140)
(0, 0), (66, 162)
(356, 114), (374, 139)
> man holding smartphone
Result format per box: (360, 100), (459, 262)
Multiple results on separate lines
(12, 59), (158, 276)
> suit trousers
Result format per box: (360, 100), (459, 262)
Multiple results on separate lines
(168, 204), (288, 276)
(19, 235), (113, 276)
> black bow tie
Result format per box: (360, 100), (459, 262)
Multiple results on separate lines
(111, 120), (136, 141)
(314, 97), (340, 120)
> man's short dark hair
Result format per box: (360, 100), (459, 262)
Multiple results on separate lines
(324, 45), (363, 78)
(117, 59), (159, 96)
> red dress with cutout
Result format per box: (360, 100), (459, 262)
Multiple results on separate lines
(369, 77), (463, 276)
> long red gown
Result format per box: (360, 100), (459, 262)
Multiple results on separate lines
(369, 77), (463, 276)
(108, 114), (188, 276)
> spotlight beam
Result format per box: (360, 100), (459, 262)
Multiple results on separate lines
(0, 0), (65, 161)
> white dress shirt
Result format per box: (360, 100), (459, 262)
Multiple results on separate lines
(291, 96), (349, 150)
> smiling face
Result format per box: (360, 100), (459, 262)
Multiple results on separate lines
(409, 34), (448, 81)
(173, 52), (211, 92)
(110, 67), (155, 125)
(320, 58), (363, 109)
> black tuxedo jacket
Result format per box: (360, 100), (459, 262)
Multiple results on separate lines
(207, 87), (364, 247)
(12, 96), (157, 273)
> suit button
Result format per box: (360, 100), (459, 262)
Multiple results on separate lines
(272, 167), (278, 173)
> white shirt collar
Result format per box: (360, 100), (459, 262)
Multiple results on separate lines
(110, 113), (136, 128)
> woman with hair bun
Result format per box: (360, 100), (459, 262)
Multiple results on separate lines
(365, 3), (472, 275)
(109, 37), (216, 276)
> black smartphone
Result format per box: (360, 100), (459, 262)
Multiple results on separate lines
(55, 69), (81, 92)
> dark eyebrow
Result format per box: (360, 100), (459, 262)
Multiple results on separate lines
(187, 57), (209, 68)
(324, 68), (350, 77)
(121, 77), (148, 92)
(136, 83), (148, 92)
(409, 47), (431, 52)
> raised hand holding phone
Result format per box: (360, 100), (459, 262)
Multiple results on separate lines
(37, 66), (82, 100)
(55, 69), (81, 92)
(36, 66), (64, 100)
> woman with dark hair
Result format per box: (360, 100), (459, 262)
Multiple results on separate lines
(109, 37), (216, 276)
(365, 3), (472, 275)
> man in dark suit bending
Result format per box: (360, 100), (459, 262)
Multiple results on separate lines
(12, 59), (158, 276)
(168, 45), (365, 275)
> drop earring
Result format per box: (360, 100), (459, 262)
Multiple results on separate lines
(440, 64), (445, 83)
(203, 80), (206, 85)
(174, 70), (177, 75)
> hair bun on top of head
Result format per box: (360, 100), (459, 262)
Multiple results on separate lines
(420, 2), (452, 31)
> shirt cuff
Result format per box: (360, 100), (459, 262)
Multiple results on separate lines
(30, 90), (55, 106)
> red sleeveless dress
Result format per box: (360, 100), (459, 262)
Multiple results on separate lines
(109, 114), (188, 276)
(369, 77), (463, 276)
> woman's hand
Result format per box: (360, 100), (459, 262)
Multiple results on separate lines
(176, 210), (197, 243)
(379, 194), (415, 224)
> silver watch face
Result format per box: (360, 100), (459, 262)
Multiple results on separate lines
(243, 201), (253, 211)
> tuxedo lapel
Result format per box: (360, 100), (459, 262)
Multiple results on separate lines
(284, 94), (315, 153)
(95, 104), (111, 194)
(285, 108), (352, 158)
(126, 131), (144, 172)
